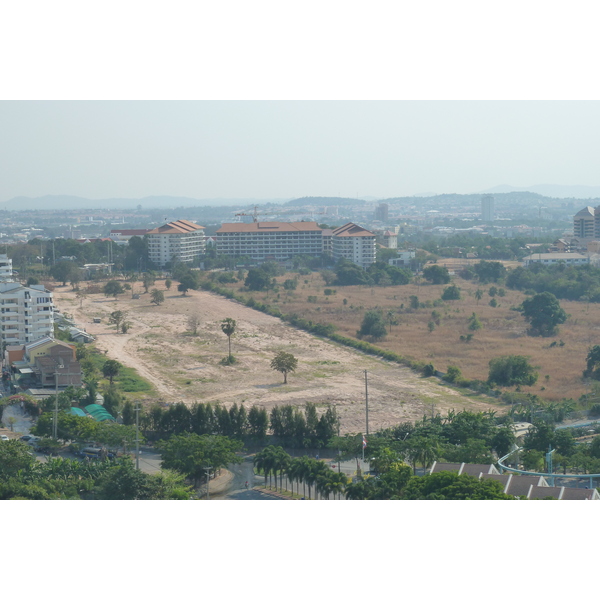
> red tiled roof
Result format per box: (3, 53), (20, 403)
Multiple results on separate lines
(332, 223), (375, 237)
(147, 219), (204, 235)
(217, 222), (322, 233)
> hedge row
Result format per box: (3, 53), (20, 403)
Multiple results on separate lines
(199, 279), (497, 396)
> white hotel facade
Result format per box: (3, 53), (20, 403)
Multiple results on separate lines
(147, 219), (206, 267)
(0, 282), (54, 346)
(216, 221), (376, 268)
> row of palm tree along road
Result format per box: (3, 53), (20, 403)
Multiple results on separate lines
(253, 446), (347, 500)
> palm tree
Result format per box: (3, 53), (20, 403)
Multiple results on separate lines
(296, 456), (312, 499)
(220, 318), (237, 362)
(329, 472), (348, 500)
(274, 447), (290, 492)
(254, 448), (274, 488)
(286, 458), (300, 496)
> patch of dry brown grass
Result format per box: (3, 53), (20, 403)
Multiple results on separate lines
(215, 271), (599, 402)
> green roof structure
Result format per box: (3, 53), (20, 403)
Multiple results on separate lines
(84, 404), (116, 422)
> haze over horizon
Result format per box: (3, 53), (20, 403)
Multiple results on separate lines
(3, 101), (600, 206)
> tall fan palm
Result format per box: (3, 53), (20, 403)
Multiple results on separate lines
(220, 318), (237, 361)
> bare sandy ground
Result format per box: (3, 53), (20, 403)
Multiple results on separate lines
(53, 283), (501, 434)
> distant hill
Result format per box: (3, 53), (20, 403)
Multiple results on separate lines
(286, 196), (367, 207)
(480, 184), (600, 199)
(0, 195), (282, 210)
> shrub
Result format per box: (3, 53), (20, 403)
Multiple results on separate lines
(423, 363), (436, 377)
(441, 285), (461, 301)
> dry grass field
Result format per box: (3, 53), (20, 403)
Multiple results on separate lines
(51, 281), (504, 435)
(213, 269), (600, 403)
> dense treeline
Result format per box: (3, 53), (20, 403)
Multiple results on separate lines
(507, 263), (600, 302)
(420, 235), (547, 261)
(0, 440), (191, 500)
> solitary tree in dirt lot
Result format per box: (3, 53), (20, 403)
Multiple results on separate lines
(220, 318), (237, 363)
(488, 355), (538, 387)
(521, 292), (567, 337)
(102, 359), (122, 385)
(104, 280), (124, 299)
(109, 310), (127, 331)
(178, 274), (198, 296)
(151, 289), (165, 306)
(187, 314), (201, 336)
(271, 351), (298, 384)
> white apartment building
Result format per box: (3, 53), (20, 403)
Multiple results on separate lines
(331, 223), (377, 268)
(0, 254), (13, 281)
(147, 220), (206, 267)
(0, 283), (54, 346)
(216, 222), (324, 261)
(523, 253), (590, 267)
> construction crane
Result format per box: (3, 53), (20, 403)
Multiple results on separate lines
(235, 205), (259, 223)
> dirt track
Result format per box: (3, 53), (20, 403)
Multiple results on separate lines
(53, 282), (500, 434)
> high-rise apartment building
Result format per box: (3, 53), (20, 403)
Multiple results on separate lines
(147, 219), (205, 267)
(0, 283), (54, 346)
(573, 206), (595, 239)
(374, 203), (389, 221)
(481, 195), (495, 221)
(0, 254), (13, 282)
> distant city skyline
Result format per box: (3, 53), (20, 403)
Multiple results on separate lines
(3, 101), (600, 206)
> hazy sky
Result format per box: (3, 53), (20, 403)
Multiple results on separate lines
(2, 101), (600, 203)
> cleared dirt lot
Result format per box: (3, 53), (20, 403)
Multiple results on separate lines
(53, 283), (501, 435)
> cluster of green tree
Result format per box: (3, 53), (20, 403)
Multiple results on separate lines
(0, 440), (191, 500)
(519, 291), (567, 336)
(507, 263), (600, 302)
(243, 261), (284, 290)
(123, 401), (270, 441)
(170, 263), (201, 294)
(333, 259), (412, 286)
(32, 412), (140, 449)
(269, 403), (338, 448)
(519, 421), (600, 475)
(422, 264), (450, 284)
(458, 260), (507, 283)
(34, 236), (153, 281)
(254, 447), (347, 499)
(253, 442), (512, 500)
(158, 433), (243, 485)
(357, 310), (388, 340)
(420, 235), (542, 261)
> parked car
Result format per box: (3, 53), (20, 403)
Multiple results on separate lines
(0, 434), (9, 441)
(20, 435), (34, 442)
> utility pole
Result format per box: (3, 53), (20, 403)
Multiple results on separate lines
(364, 370), (369, 436)
(204, 467), (212, 500)
(53, 364), (63, 439)
(134, 401), (141, 470)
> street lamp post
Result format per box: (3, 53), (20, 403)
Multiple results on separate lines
(204, 467), (212, 500)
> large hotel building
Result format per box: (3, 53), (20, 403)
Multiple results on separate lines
(147, 219), (206, 267)
(216, 221), (376, 268)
